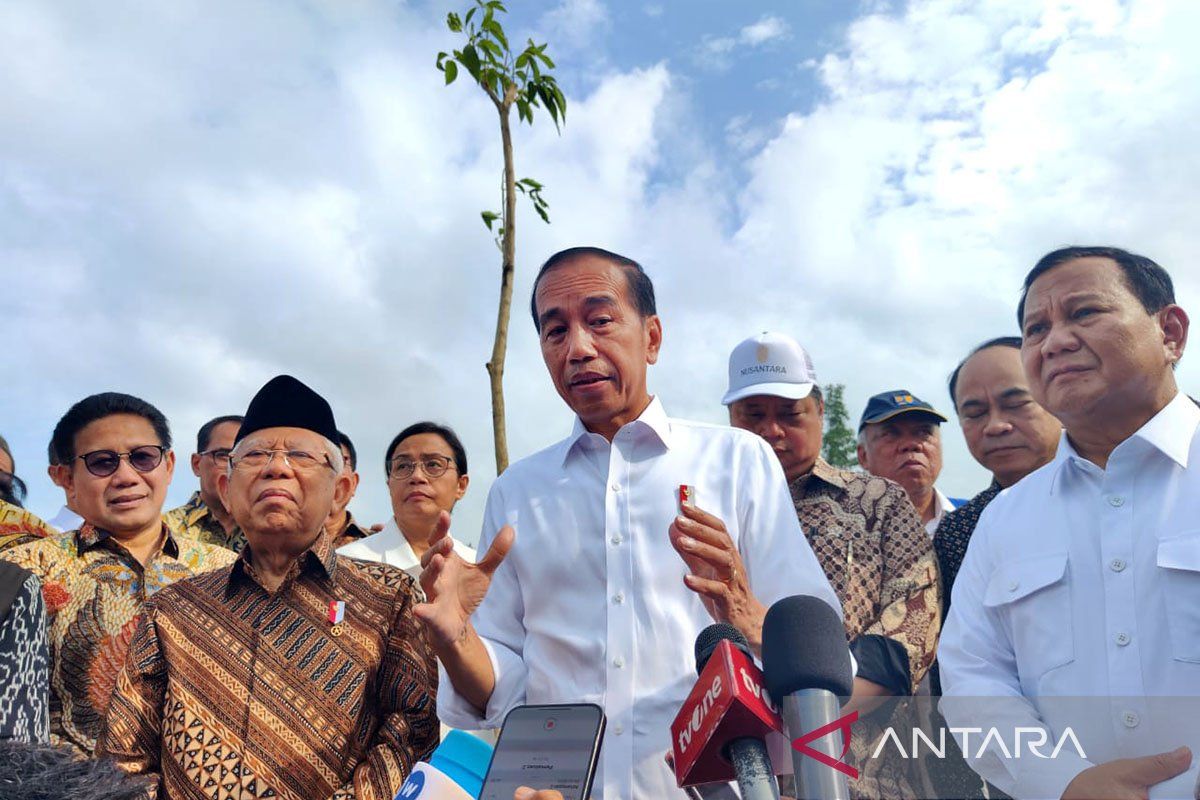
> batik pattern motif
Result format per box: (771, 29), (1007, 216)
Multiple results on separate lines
(0, 499), (56, 553)
(100, 529), (438, 800)
(165, 492), (247, 553)
(2, 524), (235, 754)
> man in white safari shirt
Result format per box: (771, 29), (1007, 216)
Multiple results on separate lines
(939, 246), (1198, 799)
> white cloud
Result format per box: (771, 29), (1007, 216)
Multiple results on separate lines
(539, 0), (610, 51)
(698, 14), (791, 71)
(3, 0), (1199, 539)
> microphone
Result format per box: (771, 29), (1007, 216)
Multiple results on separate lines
(395, 729), (493, 799)
(670, 623), (782, 800)
(762, 595), (855, 800)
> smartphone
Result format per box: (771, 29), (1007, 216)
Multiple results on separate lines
(479, 703), (606, 800)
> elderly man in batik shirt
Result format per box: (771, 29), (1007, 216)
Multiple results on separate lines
(2, 393), (235, 755)
(100, 375), (438, 800)
(164, 414), (246, 552)
(724, 332), (941, 800)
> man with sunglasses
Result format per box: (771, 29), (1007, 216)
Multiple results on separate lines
(101, 375), (437, 800)
(1, 393), (235, 755)
(164, 414), (245, 551)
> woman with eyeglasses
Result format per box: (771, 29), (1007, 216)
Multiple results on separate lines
(1, 393), (236, 755)
(339, 421), (476, 581)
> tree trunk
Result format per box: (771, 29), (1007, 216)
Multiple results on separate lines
(486, 102), (517, 475)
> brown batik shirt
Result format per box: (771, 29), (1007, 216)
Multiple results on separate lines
(164, 492), (247, 554)
(1, 523), (235, 754)
(790, 458), (942, 799)
(99, 528), (438, 800)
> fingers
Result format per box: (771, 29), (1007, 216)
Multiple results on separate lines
(673, 511), (734, 550)
(672, 531), (734, 573)
(1129, 746), (1191, 785)
(419, 552), (446, 595)
(477, 525), (516, 577)
(420, 533), (455, 569)
(684, 573), (730, 605)
(679, 502), (728, 532)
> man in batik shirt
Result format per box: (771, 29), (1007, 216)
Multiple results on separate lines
(2, 393), (235, 755)
(724, 332), (940, 800)
(101, 375), (437, 800)
(325, 430), (375, 548)
(164, 415), (246, 552)
(0, 500), (56, 553)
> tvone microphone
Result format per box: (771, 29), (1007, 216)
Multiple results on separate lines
(670, 623), (782, 800)
(762, 595), (855, 800)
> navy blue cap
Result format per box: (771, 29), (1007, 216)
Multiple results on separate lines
(857, 389), (948, 432)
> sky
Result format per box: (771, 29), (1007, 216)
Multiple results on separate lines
(3, 0), (1198, 545)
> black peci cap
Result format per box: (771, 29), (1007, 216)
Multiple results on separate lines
(235, 375), (338, 446)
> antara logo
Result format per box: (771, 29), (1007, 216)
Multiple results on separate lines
(791, 710), (860, 779)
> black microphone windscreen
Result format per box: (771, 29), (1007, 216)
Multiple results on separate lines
(762, 595), (853, 699)
(694, 622), (750, 674)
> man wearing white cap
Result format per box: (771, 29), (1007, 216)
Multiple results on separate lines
(724, 332), (941, 799)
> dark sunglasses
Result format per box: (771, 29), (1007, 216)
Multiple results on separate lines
(76, 445), (167, 478)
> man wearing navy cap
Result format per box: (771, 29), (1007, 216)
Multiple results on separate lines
(857, 391), (964, 535)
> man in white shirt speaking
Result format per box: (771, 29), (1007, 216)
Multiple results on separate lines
(939, 246), (1196, 799)
(415, 246), (842, 800)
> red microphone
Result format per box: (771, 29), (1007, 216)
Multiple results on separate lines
(671, 626), (787, 794)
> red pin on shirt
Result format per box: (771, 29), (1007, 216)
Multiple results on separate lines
(328, 600), (345, 625)
(678, 485), (696, 513)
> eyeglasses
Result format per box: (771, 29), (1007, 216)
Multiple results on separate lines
(76, 445), (167, 478)
(388, 455), (456, 480)
(200, 448), (232, 465)
(230, 448), (333, 472)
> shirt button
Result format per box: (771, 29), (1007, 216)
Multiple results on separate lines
(1110, 559), (1127, 572)
(613, 723), (624, 735)
(613, 592), (625, 605)
(1109, 495), (1125, 507)
(1008, 581), (1020, 593)
(1122, 711), (1140, 728)
(611, 534), (623, 545)
(613, 656), (625, 668)
(1115, 632), (1131, 646)
(611, 483), (622, 493)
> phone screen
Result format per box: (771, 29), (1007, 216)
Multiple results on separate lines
(479, 703), (606, 800)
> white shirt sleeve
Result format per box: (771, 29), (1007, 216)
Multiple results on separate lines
(737, 435), (843, 619)
(938, 510), (1093, 799)
(436, 480), (530, 730)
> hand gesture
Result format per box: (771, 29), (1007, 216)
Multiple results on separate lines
(413, 511), (514, 649)
(669, 503), (766, 650)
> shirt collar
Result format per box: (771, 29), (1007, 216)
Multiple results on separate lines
(794, 457), (847, 493)
(227, 527), (339, 595)
(75, 521), (180, 560)
(559, 395), (672, 466)
(1048, 392), (1200, 494)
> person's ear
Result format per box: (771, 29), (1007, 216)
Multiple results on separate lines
(455, 473), (470, 501)
(1160, 304), (1189, 367)
(191, 452), (202, 477)
(644, 315), (663, 365)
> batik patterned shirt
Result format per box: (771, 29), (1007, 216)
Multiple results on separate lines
(789, 458), (942, 800)
(164, 492), (246, 553)
(932, 480), (1002, 618)
(99, 529), (438, 800)
(0, 563), (50, 742)
(1, 524), (236, 754)
(0, 499), (56, 553)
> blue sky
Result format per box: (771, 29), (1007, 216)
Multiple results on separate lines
(3, 0), (1198, 542)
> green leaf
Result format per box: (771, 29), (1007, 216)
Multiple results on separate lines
(447, 12), (462, 32)
(477, 38), (503, 60)
(465, 7), (477, 26)
(481, 210), (501, 230)
(443, 60), (458, 84)
(461, 44), (481, 77)
(481, 17), (509, 51)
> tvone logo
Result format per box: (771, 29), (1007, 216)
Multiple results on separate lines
(677, 674), (723, 752)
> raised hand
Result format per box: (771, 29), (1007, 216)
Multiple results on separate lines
(1061, 746), (1191, 799)
(413, 510), (515, 649)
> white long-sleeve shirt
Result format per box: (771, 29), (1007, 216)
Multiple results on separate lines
(438, 397), (842, 800)
(939, 392), (1200, 799)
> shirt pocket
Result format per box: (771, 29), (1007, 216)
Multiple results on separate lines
(983, 551), (1074, 685)
(1156, 531), (1200, 663)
